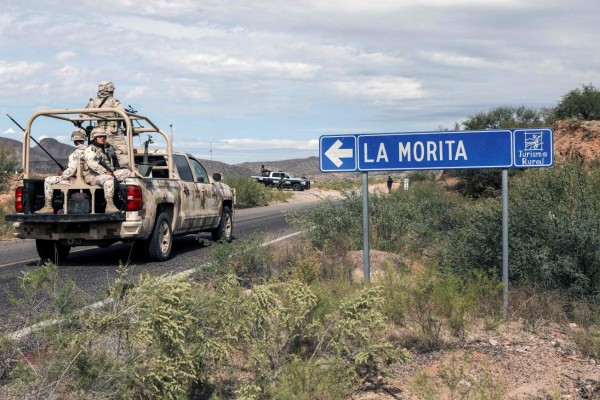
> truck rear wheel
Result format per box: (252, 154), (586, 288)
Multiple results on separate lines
(141, 212), (173, 261)
(36, 240), (70, 263)
(211, 206), (233, 242)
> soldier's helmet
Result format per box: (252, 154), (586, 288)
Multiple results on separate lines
(91, 127), (107, 140)
(71, 128), (87, 142)
(97, 81), (115, 93)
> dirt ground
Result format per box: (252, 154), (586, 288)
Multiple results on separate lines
(342, 251), (600, 400)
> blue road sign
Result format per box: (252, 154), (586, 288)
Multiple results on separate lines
(358, 130), (513, 171)
(320, 135), (357, 172)
(319, 129), (553, 172)
(513, 129), (553, 167)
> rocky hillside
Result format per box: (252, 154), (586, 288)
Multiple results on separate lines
(553, 120), (600, 162)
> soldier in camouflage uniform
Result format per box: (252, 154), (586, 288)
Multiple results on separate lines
(37, 128), (88, 214)
(85, 81), (129, 168)
(82, 127), (130, 213)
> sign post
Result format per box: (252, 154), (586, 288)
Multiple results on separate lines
(362, 172), (370, 284)
(320, 129), (553, 315)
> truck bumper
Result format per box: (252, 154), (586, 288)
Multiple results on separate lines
(6, 213), (145, 241)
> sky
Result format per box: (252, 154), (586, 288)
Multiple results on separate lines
(1, 0), (599, 165)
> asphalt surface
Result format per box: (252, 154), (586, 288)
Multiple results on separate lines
(0, 199), (323, 331)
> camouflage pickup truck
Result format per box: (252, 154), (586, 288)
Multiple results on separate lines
(5, 108), (235, 262)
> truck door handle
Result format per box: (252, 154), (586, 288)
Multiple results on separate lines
(183, 187), (189, 195)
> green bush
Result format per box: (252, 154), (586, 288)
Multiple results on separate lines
(225, 177), (270, 208)
(0, 146), (19, 194)
(296, 181), (464, 255)
(555, 83), (600, 121)
(448, 105), (547, 198)
(225, 177), (291, 208)
(441, 159), (600, 299)
(207, 235), (275, 285)
(509, 160), (600, 297)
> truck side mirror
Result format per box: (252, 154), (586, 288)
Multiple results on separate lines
(212, 172), (222, 182)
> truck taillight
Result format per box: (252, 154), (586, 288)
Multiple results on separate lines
(15, 187), (23, 213)
(126, 185), (143, 211)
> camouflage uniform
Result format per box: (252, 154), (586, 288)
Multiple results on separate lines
(85, 81), (129, 168)
(83, 128), (130, 213)
(37, 129), (87, 214)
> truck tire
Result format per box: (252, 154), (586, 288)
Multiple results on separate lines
(142, 212), (173, 261)
(292, 183), (303, 191)
(36, 240), (70, 263)
(211, 206), (233, 242)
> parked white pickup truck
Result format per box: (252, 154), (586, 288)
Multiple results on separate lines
(251, 171), (311, 191)
(5, 108), (235, 262)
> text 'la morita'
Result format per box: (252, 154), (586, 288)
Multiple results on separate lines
(363, 140), (468, 163)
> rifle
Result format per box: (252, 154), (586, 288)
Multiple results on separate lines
(125, 105), (144, 128)
(6, 114), (66, 171)
(96, 152), (125, 208)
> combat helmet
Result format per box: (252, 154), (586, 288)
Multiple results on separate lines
(91, 127), (107, 140)
(97, 80), (115, 93)
(71, 128), (87, 142)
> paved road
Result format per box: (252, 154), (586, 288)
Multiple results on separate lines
(0, 199), (324, 330)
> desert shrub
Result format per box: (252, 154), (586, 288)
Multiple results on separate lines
(295, 181), (464, 256)
(288, 253), (321, 284)
(410, 352), (506, 400)
(381, 266), (502, 350)
(207, 235), (274, 285)
(0, 146), (19, 194)
(293, 193), (363, 253)
(508, 160), (600, 297)
(448, 105), (546, 198)
(312, 179), (360, 191)
(226, 176), (292, 208)
(508, 286), (568, 332)
(404, 170), (437, 183)
(0, 208), (14, 239)
(271, 357), (355, 400)
(437, 198), (503, 277)
(574, 323), (600, 361)
(555, 83), (600, 121)
(441, 159), (600, 300)
(224, 177), (270, 208)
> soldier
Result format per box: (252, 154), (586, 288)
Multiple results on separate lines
(37, 128), (88, 214)
(82, 127), (129, 213)
(85, 80), (129, 168)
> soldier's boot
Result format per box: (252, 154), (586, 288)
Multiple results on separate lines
(37, 199), (54, 214)
(105, 198), (120, 213)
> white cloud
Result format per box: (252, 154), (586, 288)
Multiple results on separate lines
(0, 61), (45, 83)
(218, 138), (318, 150)
(418, 51), (493, 68)
(178, 53), (321, 80)
(330, 77), (424, 104)
(55, 51), (77, 61)
(2, 128), (17, 135)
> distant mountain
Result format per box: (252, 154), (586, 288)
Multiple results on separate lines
(0, 137), (72, 174)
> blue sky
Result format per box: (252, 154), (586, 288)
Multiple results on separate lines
(1, 0), (598, 164)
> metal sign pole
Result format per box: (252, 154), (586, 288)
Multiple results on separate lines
(502, 169), (509, 319)
(362, 172), (370, 283)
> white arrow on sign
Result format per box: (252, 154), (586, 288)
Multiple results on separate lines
(325, 139), (353, 168)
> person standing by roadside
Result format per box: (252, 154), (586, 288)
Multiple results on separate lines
(387, 175), (394, 193)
